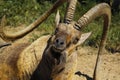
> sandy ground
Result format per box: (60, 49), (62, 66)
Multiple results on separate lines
(75, 47), (120, 80)
(0, 26), (120, 80)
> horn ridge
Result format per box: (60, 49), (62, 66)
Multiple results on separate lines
(64, 0), (77, 23)
(75, 3), (111, 28)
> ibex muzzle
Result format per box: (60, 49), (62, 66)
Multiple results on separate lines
(53, 34), (66, 51)
(52, 27), (67, 51)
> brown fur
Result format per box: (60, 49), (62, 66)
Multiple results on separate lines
(0, 43), (29, 63)
(0, 32), (91, 80)
(0, 43), (29, 80)
(17, 35), (50, 79)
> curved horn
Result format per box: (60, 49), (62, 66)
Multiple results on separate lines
(0, 16), (4, 37)
(74, 3), (111, 80)
(0, 0), (67, 41)
(64, 0), (77, 23)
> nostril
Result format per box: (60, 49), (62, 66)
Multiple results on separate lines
(55, 38), (64, 46)
(60, 42), (64, 45)
(56, 39), (59, 43)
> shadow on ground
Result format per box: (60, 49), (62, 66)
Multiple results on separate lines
(75, 71), (92, 80)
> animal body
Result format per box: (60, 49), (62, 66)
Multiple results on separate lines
(30, 37), (66, 80)
(0, 0), (111, 80)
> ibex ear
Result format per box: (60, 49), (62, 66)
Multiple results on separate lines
(1, 15), (6, 27)
(65, 32), (92, 55)
(77, 32), (92, 45)
(55, 10), (60, 27)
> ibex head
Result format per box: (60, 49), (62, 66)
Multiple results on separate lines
(51, 11), (81, 52)
(45, 1), (111, 80)
(50, 1), (111, 57)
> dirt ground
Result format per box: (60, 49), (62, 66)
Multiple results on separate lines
(75, 47), (120, 80)
(0, 25), (120, 80)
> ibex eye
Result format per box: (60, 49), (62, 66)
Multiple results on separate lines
(73, 38), (79, 44)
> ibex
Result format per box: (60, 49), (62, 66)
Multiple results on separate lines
(0, 0), (111, 80)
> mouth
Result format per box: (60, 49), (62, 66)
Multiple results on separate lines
(52, 45), (64, 53)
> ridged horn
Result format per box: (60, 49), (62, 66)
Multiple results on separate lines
(64, 0), (77, 23)
(0, 0), (67, 41)
(74, 3), (111, 80)
(0, 15), (5, 40)
(74, 3), (111, 30)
